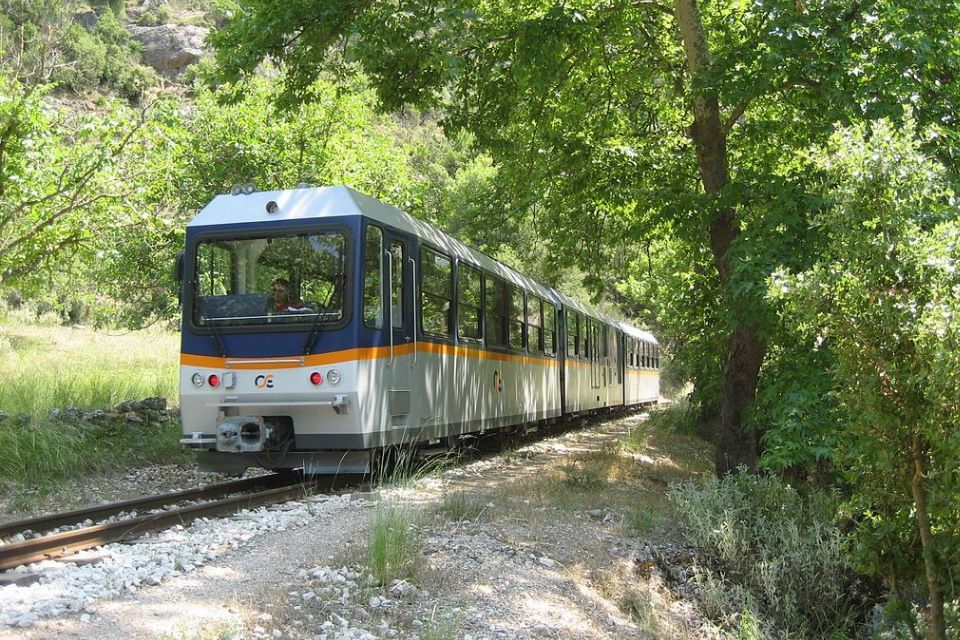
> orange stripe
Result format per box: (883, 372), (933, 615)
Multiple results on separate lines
(180, 341), (560, 369)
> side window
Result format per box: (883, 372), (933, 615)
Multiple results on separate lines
(644, 341), (650, 368)
(580, 316), (593, 358)
(420, 247), (452, 337)
(390, 241), (404, 329)
(509, 287), (526, 350)
(602, 324), (609, 358)
(655, 344), (660, 369)
(566, 310), (578, 356)
(528, 295), (543, 353)
(543, 302), (556, 356)
(363, 225), (383, 328)
(484, 275), (508, 347)
(457, 262), (482, 341)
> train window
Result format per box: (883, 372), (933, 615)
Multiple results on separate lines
(582, 318), (591, 358)
(528, 295), (543, 353)
(643, 341), (650, 368)
(602, 324), (609, 358)
(420, 247), (452, 337)
(566, 310), (578, 357)
(363, 225), (383, 329)
(457, 262), (482, 341)
(543, 301), (556, 356)
(484, 275), (508, 347)
(629, 339), (636, 368)
(509, 287), (526, 350)
(193, 231), (346, 328)
(390, 241), (404, 329)
(655, 344), (660, 369)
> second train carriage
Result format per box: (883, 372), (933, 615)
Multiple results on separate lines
(177, 186), (658, 474)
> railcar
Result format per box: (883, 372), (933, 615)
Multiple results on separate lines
(177, 186), (658, 474)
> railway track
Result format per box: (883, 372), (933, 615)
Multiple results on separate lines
(0, 472), (360, 572)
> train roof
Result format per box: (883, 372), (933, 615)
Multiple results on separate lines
(616, 321), (658, 344)
(189, 185), (654, 339)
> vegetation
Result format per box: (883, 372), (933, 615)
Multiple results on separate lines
(366, 507), (423, 586)
(0, 0), (956, 636)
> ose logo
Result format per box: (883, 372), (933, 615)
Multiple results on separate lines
(255, 374), (275, 389)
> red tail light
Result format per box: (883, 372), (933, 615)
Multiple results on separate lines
(208, 374), (221, 388)
(309, 371), (323, 385)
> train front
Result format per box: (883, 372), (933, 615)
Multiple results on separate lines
(177, 187), (368, 475)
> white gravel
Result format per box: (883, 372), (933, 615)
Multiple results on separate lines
(0, 493), (364, 631)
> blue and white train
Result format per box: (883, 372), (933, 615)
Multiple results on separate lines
(177, 186), (659, 474)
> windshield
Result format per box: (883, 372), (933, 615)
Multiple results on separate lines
(193, 231), (347, 327)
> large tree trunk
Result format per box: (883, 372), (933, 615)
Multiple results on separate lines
(675, 0), (765, 474)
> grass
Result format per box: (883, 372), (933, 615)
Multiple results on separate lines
(367, 507), (423, 585)
(0, 322), (178, 415)
(0, 320), (183, 493)
(434, 489), (489, 523)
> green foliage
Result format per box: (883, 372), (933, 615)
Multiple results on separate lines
(366, 507), (422, 586)
(435, 490), (488, 523)
(670, 474), (859, 637)
(0, 0), (155, 98)
(772, 118), (960, 637)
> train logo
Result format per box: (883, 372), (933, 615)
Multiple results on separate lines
(493, 370), (503, 393)
(254, 374), (275, 389)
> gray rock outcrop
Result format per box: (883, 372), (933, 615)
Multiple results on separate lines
(127, 24), (208, 77)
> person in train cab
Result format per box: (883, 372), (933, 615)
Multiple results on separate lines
(266, 277), (306, 312)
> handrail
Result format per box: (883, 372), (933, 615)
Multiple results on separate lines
(385, 249), (394, 365)
(409, 256), (418, 366)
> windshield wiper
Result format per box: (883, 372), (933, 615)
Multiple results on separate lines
(302, 273), (343, 355)
(209, 321), (227, 357)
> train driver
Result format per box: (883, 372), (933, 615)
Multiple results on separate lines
(266, 277), (307, 313)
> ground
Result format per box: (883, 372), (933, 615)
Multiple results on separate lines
(0, 411), (716, 640)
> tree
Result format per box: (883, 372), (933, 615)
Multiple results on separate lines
(774, 119), (958, 640)
(207, 0), (959, 474)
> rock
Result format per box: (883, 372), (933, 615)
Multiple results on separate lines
(537, 556), (558, 568)
(124, 412), (144, 424)
(127, 24), (209, 77)
(74, 10), (98, 30)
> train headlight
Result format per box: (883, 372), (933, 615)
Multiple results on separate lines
(191, 372), (205, 387)
(208, 374), (221, 388)
(326, 369), (341, 385)
(309, 371), (323, 386)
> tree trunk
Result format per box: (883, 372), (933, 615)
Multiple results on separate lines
(910, 434), (946, 640)
(675, 0), (765, 474)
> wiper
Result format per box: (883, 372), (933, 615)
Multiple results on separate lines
(209, 321), (227, 357)
(302, 272), (343, 355)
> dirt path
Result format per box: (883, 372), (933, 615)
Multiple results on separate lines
(1, 412), (714, 640)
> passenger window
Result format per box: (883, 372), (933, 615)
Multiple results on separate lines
(457, 262), (482, 341)
(543, 302), (556, 355)
(655, 344), (660, 369)
(566, 310), (578, 356)
(390, 241), (404, 329)
(528, 295), (543, 353)
(582, 318), (591, 358)
(420, 247), (452, 337)
(509, 287), (526, 350)
(484, 275), (508, 347)
(602, 325), (609, 358)
(363, 225), (383, 328)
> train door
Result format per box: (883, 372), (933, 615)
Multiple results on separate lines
(589, 319), (601, 390)
(384, 231), (415, 430)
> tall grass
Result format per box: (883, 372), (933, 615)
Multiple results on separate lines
(367, 507), (422, 585)
(0, 322), (183, 492)
(0, 323), (178, 415)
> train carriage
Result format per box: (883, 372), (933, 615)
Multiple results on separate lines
(178, 186), (656, 474)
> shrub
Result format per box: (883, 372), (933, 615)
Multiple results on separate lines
(670, 473), (859, 637)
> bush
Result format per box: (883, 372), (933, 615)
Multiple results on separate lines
(670, 473), (860, 637)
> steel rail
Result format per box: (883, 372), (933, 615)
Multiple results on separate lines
(0, 473), (300, 541)
(0, 477), (351, 571)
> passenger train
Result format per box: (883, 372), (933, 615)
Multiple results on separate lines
(177, 186), (659, 474)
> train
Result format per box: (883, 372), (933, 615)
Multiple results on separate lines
(176, 186), (660, 474)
